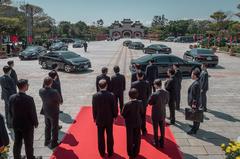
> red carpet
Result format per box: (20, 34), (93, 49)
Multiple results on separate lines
(51, 107), (183, 159)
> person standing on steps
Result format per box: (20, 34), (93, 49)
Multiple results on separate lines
(173, 64), (182, 110)
(7, 60), (18, 87)
(200, 64), (209, 112)
(83, 41), (88, 52)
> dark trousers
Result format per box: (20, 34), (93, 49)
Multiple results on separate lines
(152, 120), (165, 145)
(97, 125), (114, 156)
(13, 127), (34, 159)
(84, 47), (87, 52)
(192, 121), (200, 132)
(126, 126), (141, 157)
(169, 101), (175, 123)
(141, 106), (147, 133)
(115, 92), (124, 112)
(44, 115), (59, 146)
(3, 98), (12, 128)
(200, 91), (207, 110)
(175, 89), (181, 110)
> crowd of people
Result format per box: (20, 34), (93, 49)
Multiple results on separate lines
(0, 59), (209, 159)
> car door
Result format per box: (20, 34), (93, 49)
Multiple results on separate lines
(154, 56), (171, 77)
(45, 53), (59, 68)
(169, 56), (189, 75)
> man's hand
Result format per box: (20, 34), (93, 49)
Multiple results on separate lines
(192, 104), (197, 109)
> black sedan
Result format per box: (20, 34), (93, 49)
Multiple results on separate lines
(143, 44), (172, 54)
(183, 48), (219, 67)
(128, 42), (145, 50)
(49, 42), (68, 51)
(123, 40), (132, 46)
(72, 41), (83, 48)
(19, 46), (47, 60)
(130, 54), (201, 78)
(39, 51), (91, 73)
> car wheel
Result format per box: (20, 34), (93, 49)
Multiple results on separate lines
(41, 62), (47, 69)
(64, 65), (72, 73)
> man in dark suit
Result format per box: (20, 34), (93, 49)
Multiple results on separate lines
(148, 79), (169, 148)
(39, 77), (61, 149)
(187, 70), (201, 135)
(92, 79), (118, 158)
(200, 64), (209, 112)
(0, 66), (17, 128)
(145, 60), (158, 93)
(9, 79), (41, 159)
(48, 71), (63, 105)
(121, 88), (143, 159)
(110, 66), (126, 112)
(173, 64), (182, 110)
(131, 64), (146, 83)
(131, 72), (150, 135)
(164, 68), (176, 125)
(96, 67), (111, 92)
(51, 63), (61, 87)
(7, 60), (18, 86)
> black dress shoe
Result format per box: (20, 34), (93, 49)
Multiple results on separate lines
(49, 142), (60, 149)
(187, 130), (197, 135)
(59, 111), (63, 114)
(152, 141), (159, 147)
(159, 139), (164, 148)
(142, 129), (147, 136)
(44, 141), (50, 146)
(108, 151), (114, 157)
(100, 153), (106, 158)
(58, 125), (62, 130)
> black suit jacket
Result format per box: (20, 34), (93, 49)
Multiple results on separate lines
(10, 68), (18, 86)
(174, 69), (182, 90)
(148, 89), (169, 121)
(52, 80), (63, 103)
(131, 71), (146, 83)
(110, 73), (126, 96)
(145, 64), (158, 83)
(200, 70), (208, 91)
(131, 80), (151, 106)
(96, 74), (111, 92)
(39, 87), (61, 117)
(92, 90), (118, 126)
(0, 75), (17, 100)
(164, 77), (176, 103)
(121, 100), (143, 128)
(9, 92), (38, 129)
(0, 113), (9, 147)
(188, 79), (201, 108)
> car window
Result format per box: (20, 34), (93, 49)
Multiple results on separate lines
(197, 49), (214, 55)
(61, 51), (80, 59)
(155, 56), (170, 63)
(47, 53), (59, 58)
(169, 56), (184, 64)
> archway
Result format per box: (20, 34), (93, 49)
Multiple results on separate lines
(134, 32), (142, 38)
(122, 30), (132, 38)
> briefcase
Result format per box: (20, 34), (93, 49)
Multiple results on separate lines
(185, 108), (203, 123)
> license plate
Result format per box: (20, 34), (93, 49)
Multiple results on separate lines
(84, 65), (88, 69)
(207, 57), (212, 60)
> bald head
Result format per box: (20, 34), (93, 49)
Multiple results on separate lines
(98, 79), (107, 90)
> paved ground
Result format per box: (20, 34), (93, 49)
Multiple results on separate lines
(0, 39), (240, 159)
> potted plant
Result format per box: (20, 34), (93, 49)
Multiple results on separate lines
(221, 141), (240, 159)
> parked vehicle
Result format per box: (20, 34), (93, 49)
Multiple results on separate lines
(164, 36), (175, 42)
(123, 40), (132, 46)
(143, 44), (171, 54)
(183, 48), (218, 67)
(128, 42), (144, 50)
(19, 46), (47, 60)
(39, 51), (91, 73)
(49, 42), (68, 51)
(130, 54), (201, 77)
(174, 36), (194, 43)
(72, 41), (84, 48)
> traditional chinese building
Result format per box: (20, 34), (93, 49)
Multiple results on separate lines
(109, 19), (145, 39)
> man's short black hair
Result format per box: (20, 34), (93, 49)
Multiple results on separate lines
(17, 79), (28, 90)
(52, 63), (58, 69)
(137, 71), (144, 78)
(101, 67), (108, 74)
(150, 60), (154, 63)
(154, 79), (162, 87)
(168, 68), (175, 75)
(113, 66), (120, 73)
(7, 60), (14, 66)
(192, 69), (200, 78)
(48, 70), (57, 79)
(98, 79), (107, 89)
(135, 64), (141, 70)
(43, 77), (53, 87)
(129, 88), (138, 99)
(3, 66), (11, 74)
